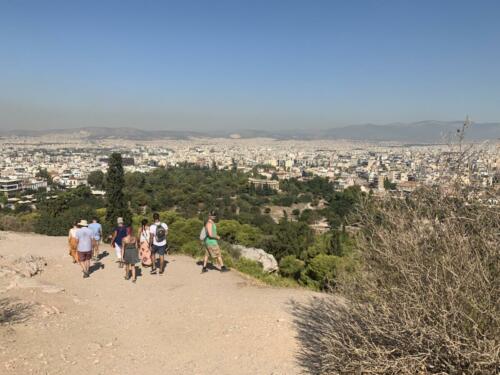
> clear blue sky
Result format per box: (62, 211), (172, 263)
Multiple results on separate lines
(1, 0), (499, 131)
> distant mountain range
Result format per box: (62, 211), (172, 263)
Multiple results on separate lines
(0, 121), (498, 143)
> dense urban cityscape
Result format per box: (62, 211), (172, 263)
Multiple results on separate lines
(1, 133), (498, 210)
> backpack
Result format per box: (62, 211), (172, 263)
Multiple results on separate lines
(199, 226), (207, 241)
(155, 224), (167, 242)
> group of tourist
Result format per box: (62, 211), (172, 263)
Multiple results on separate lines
(67, 211), (228, 281)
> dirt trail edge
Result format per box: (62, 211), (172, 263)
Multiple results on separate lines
(0, 231), (315, 375)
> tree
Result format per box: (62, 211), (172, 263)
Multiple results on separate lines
(384, 177), (397, 190)
(105, 153), (131, 228)
(87, 170), (105, 189)
(36, 168), (53, 185)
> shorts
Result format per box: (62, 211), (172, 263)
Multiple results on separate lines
(205, 245), (221, 258)
(78, 251), (92, 262)
(152, 244), (167, 256)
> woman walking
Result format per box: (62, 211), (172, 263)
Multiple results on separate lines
(68, 221), (79, 264)
(121, 226), (139, 283)
(137, 219), (152, 267)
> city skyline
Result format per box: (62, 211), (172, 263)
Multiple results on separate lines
(1, 0), (500, 131)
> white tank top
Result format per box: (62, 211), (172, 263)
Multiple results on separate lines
(140, 227), (149, 243)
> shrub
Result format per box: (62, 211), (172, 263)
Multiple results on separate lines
(279, 255), (304, 279)
(179, 240), (204, 257)
(0, 213), (38, 232)
(294, 187), (500, 374)
(299, 254), (340, 290)
(235, 258), (298, 288)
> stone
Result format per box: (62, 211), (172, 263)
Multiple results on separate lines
(232, 245), (279, 273)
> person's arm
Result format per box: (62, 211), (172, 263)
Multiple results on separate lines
(149, 226), (154, 247)
(110, 230), (117, 247)
(206, 222), (214, 238)
(68, 230), (72, 242)
(99, 226), (102, 240)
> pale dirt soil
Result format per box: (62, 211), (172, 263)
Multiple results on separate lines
(0, 231), (315, 375)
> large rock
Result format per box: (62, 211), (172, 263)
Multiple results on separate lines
(232, 245), (278, 273)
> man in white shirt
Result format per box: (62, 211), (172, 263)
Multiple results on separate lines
(149, 212), (168, 275)
(75, 219), (93, 278)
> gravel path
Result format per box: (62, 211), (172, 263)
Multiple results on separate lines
(0, 231), (313, 375)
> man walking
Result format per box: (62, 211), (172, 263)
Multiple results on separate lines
(88, 217), (103, 261)
(111, 217), (128, 267)
(75, 219), (93, 278)
(202, 211), (228, 273)
(149, 213), (168, 275)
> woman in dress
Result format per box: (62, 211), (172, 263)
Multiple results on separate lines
(121, 226), (140, 283)
(137, 219), (152, 267)
(68, 221), (79, 264)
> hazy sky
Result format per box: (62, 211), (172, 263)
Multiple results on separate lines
(1, 0), (499, 131)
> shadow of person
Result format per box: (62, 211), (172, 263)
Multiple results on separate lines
(135, 266), (143, 278)
(97, 251), (109, 261)
(88, 261), (105, 275)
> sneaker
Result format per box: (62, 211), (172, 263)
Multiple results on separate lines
(83, 272), (89, 278)
(220, 266), (229, 273)
(202, 267), (208, 273)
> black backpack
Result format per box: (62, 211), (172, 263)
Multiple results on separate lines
(155, 223), (166, 242)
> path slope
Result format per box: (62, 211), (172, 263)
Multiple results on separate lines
(0, 231), (313, 375)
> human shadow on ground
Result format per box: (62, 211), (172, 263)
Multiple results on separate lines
(195, 261), (218, 271)
(97, 251), (109, 261)
(89, 261), (105, 275)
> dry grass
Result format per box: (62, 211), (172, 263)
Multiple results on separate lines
(293, 186), (499, 374)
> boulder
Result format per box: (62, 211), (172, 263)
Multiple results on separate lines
(232, 245), (278, 273)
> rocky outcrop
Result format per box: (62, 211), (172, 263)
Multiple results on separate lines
(232, 245), (279, 273)
(0, 255), (63, 294)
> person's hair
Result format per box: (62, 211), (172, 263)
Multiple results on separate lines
(73, 220), (78, 227)
(208, 210), (217, 218)
(153, 212), (160, 221)
(92, 217), (98, 222)
(141, 219), (148, 233)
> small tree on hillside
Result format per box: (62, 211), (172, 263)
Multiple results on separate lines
(88, 170), (105, 189)
(105, 153), (131, 228)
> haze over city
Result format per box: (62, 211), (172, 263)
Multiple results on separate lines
(1, 0), (500, 132)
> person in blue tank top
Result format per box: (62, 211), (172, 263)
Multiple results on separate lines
(111, 217), (128, 267)
(88, 217), (103, 261)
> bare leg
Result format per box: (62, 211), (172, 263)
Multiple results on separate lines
(159, 255), (165, 273)
(131, 265), (136, 281)
(203, 254), (209, 268)
(216, 256), (224, 269)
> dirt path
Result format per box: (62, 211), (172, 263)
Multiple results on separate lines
(0, 231), (313, 375)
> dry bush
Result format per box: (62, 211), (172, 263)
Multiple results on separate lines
(0, 298), (32, 325)
(294, 186), (499, 374)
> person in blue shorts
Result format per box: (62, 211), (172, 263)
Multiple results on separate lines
(149, 213), (168, 275)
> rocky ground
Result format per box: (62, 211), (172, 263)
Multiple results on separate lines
(0, 231), (316, 375)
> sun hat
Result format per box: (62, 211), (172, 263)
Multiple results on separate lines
(117, 217), (124, 224)
(78, 219), (88, 227)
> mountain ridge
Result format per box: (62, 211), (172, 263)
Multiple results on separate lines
(0, 121), (498, 142)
